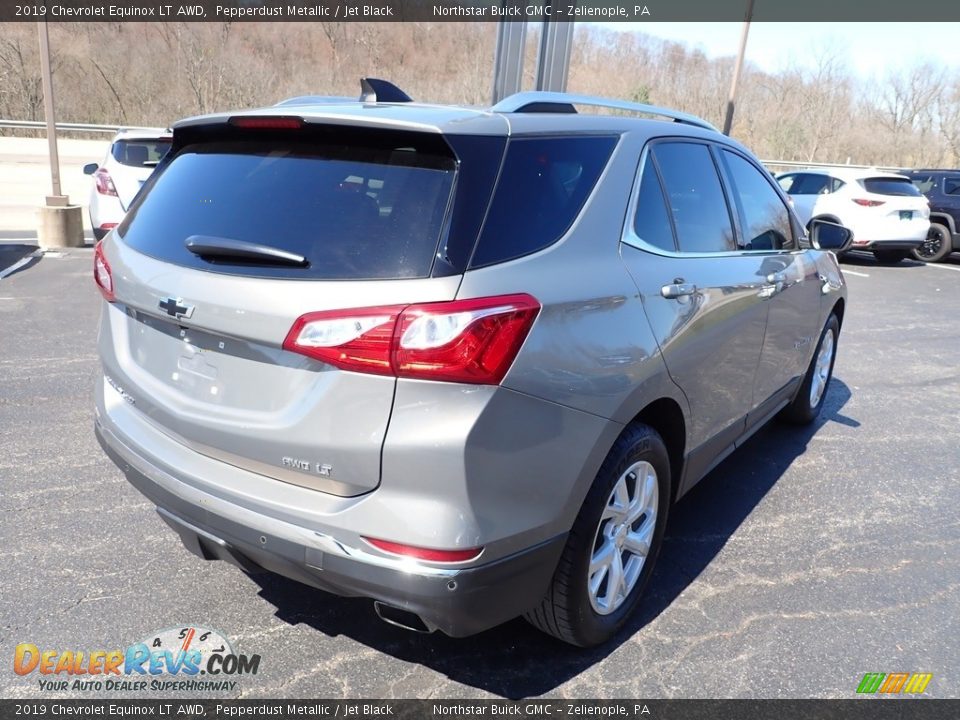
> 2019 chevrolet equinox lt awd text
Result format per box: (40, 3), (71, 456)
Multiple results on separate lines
(94, 79), (850, 647)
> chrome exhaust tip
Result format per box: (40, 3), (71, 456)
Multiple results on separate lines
(373, 601), (433, 634)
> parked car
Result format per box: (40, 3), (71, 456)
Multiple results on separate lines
(93, 80), (850, 647)
(898, 169), (960, 263)
(776, 168), (929, 264)
(83, 129), (172, 240)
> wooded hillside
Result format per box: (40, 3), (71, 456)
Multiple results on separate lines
(2, 22), (958, 167)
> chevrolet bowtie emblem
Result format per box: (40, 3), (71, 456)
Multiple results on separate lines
(158, 297), (195, 320)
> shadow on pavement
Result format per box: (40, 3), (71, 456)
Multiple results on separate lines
(251, 379), (855, 698)
(0, 243), (40, 278)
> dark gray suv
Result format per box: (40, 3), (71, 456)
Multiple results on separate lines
(94, 80), (850, 646)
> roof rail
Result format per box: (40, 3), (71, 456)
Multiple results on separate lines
(492, 91), (718, 132)
(274, 95), (356, 107)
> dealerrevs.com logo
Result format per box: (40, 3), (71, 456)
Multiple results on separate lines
(13, 626), (260, 693)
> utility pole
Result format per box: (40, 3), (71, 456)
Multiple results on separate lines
(722, 0), (755, 136)
(36, 20), (83, 248)
(38, 20), (63, 202)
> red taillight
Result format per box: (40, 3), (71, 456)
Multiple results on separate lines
(93, 168), (117, 196)
(363, 537), (483, 563)
(99, 223), (118, 232)
(93, 241), (114, 301)
(229, 116), (303, 130)
(282, 305), (406, 376)
(395, 294), (540, 384)
(283, 294), (540, 385)
(852, 198), (885, 207)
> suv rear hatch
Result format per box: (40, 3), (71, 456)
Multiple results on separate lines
(97, 118), (504, 496)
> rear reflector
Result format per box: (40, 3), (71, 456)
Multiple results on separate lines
(283, 294), (540, 385)
(852, 198), (885, 207)
(229, 116), (304, 130)
(99, 223), (118, 231)
(363, 537), (483, 563)
(93, 241), (115, 301)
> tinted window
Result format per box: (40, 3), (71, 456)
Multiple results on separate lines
(632, 157), (676, 252)
(861, 177), (922, 197)
(118, 138), (456, 280)
(111, 139), (171, 167)
(722, 151), (795, 251)
(652, 142), (735, 253)
(777, 174), (797, 193)
(945, 177), (960, 195)
(910, 175), (937, 194)
(788, 173), (832, 195)
(470, 136), (617, 267)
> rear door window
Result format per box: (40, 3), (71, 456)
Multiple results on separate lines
(789, 173), (832, 195)
(652, 142), (736, 253)
(469, 136), (617, 267)
(111, 139), (172, 167)
(632, 157), (677, 252)
(118, 134), (457, 280)
(860, 177), (923, 197)
(944, 177), (960, 195)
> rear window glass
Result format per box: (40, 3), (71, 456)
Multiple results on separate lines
(469, 136), (617, 268)
(117, 138), (456, 280)
(111, 139), (171, 167)
(860, 177), (922, 197)
(945, 178), (960, 195)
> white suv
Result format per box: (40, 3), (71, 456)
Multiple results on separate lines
(83, 130), (172, 240)
(776, 168), (929, 263)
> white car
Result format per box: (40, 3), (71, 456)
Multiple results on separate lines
(83, 130), (172, 240)
(776, 168), (930, 263)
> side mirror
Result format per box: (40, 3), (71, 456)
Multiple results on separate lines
(810, 219), (853, 253)
(83, 163), (98, 175)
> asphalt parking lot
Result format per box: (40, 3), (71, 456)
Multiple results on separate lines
(0, 247), (958, 700)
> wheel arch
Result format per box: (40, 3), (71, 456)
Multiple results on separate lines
(628, 397), (686, 504)
(830, 296), (846, 329)
(928, 213), (956, 234)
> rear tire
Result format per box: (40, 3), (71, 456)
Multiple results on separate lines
(524, 424), (670, 647)
(872, 249), (909, 264)
(912, 223), (952, 263)
(780, 314), (840, 425)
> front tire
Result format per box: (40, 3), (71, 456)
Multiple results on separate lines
(912, 223), (953, 263)
(525, 424), (670, 647)
(780, 314), (840, 425)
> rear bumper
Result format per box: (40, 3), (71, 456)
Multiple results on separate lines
(95, 418), (566, 637)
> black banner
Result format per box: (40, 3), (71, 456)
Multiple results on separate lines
(0, 700), (959, 720)
(3, 0), (960, 23)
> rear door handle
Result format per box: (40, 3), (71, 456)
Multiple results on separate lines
(661, 282), (698, 299)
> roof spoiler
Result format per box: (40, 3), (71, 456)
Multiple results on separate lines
(360, 78), (412, 103)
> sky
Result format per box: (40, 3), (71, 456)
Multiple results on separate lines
(597, 22), (960, 78)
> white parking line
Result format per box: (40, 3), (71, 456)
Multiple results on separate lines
(922, 263), (960, 273)
(842, 269), (870, 277)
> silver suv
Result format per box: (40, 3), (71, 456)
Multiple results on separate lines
(94, 80), (850, 647)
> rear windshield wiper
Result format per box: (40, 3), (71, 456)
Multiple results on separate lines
(185, 236), (308, 267)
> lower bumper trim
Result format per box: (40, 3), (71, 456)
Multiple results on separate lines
(96, 420), (567, 637)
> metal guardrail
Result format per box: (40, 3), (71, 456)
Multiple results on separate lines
(762, 159), (903, 172)
(0, 119), (907, 172)
(0, 119), (162, 134)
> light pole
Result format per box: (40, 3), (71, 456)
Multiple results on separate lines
(35, 20), (83, 248)
(722, 0), (755, 136)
